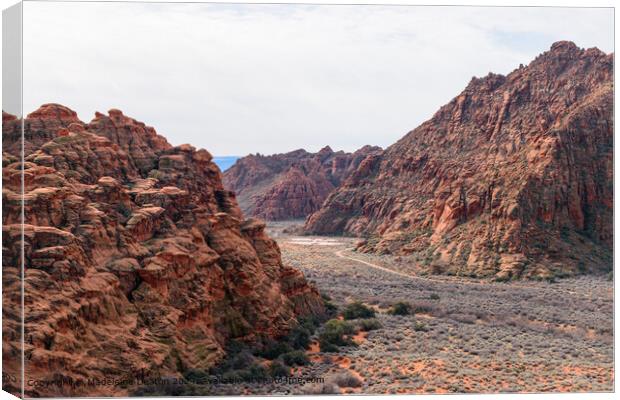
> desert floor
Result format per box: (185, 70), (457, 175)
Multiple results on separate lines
(209, 221), (613, 395)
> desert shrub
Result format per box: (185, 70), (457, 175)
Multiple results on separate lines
(318, 338), (340, 353)
(324, 301), (338, 317)
(229, 350), (254, 370)
(268, 361), (290, 377)
(239, 363), (269, 382)
(321, 293), (339, 317)
(333, 371), (362, 388)
(281, 350), (310, 366)
(256, 339), (293, 360)
(210, 349), (254, 374)
(210, 350), (272, 383)
(356, 318), (382, 331)
(288, 325), (311, 350)
(387, 301), (412, 316)
(299, 315), (321, 330)
(318, 319), (356, 351)
(325, 319), (356, 335)
(225, 339), (246, 353)
(413, 321), (428, 332)
(343, 302), (375, 320)
(289, 315), (321, 350)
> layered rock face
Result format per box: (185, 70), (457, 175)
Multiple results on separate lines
(306, 42), (613, 280)
(223, 145), (382, 220)
(2, 105), (324, 397)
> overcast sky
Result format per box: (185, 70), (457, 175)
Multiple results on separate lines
(21, 2), (613, 156)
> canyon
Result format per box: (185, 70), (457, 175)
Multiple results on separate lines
(223, 145), (382, 220)
(1, 40), (614, 397)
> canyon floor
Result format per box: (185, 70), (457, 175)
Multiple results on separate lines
(208, 221), (613, 395)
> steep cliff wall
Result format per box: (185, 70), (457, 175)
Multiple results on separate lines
(2, 105), (324, 396)
(306, 42), (613, 280)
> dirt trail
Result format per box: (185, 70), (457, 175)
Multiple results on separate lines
(284, 235), (580, 295)
(334, 249), (417, 280)
(334, 248), (531, 289)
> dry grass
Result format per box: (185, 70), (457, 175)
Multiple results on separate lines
(203, 222), (613, 395)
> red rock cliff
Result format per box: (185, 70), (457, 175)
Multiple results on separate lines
(223, 145), (382, 220)
(305, 42), (613, 280)
(2, 105), (324, 397)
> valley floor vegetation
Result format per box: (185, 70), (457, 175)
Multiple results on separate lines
(133, 222), (613, 395)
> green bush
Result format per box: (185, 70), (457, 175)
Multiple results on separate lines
(388, 301), (412, 316)
(288, 327), (310, 350)
(325, 319), (356, 335)
(320, 295), (339, 318)
(224, 339), (246, 354)
(319, 329), (344, 347)
(356, 318), (382, 331)
(318, 319), (356, 352)
(229, 351), (254, 370)
(318, 338), (340, 353)
(256, 340), (293, 360)
(210, 349), (254, 374)
(429, 293), (441, 300)
(281, 350), (310, 366)
(343, 302), (375, 320)
(299, 315), (321, 330)
(268, 361), (290, 377)
(239, 364), (269, 382)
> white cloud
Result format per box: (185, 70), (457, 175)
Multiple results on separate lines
(22, 2), (613, 155)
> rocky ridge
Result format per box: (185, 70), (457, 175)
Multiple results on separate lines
(223, 145), (382, 220)
(305, 42), (613, 280)
(2, 104), (324, 397)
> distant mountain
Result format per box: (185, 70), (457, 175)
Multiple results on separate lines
(213, 155), (240, 171)
(223, 145), (382, 220)
(305, 41), (613, 280)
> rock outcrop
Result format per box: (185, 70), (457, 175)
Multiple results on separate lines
(306, 42), (613, 280)
(223, 145), (382, 220)
(2, 104), (324, 397)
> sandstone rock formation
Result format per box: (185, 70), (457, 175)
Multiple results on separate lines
(306, 41), (613, 280)
(223, 145), (382, 220)
(2, 104), (324, 397)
